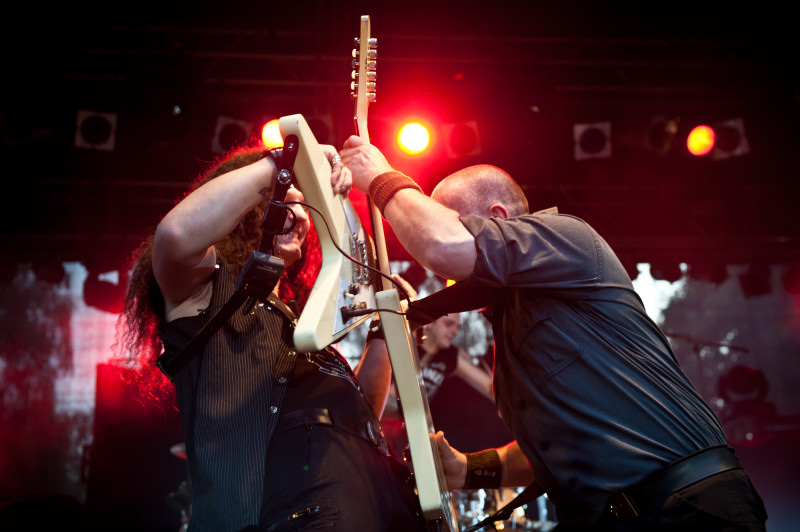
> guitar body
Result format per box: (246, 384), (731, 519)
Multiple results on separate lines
(281, 114), (376, 352)
(352, 16), (460, 532)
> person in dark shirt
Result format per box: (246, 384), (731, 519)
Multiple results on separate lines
(341, 135), (768, 530)
(115, 141), (426, 531)
(418, 312), (492, 402)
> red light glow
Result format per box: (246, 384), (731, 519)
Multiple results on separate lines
(397, 122), (430, 154)
(261, 119), (282, 149)
(686, 125), (716, 156)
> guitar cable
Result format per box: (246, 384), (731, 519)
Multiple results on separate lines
(287, 199), (413, 316)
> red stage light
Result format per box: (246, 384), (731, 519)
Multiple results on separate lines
(397, 122), (430, 154)
(261, 119), (282, 149)
(686, 124), (716, 156)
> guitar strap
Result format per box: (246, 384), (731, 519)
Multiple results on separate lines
(405, 282), (498, 330)
(156, 144), (298, 381)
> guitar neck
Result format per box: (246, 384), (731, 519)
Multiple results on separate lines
(352, 15), (391, 291)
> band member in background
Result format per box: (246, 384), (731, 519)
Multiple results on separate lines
(341, 135), (767, 530)
(115, 141), (426, 531)
(418, 312), (493, 402)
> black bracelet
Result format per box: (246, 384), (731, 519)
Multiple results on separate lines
(265, 148), (283, 170)
(365, 318), (385, 342)
(463, 449), (502, 490)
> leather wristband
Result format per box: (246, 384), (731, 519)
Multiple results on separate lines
(368, 171), (423, 215)
(463, 449), (502, 490)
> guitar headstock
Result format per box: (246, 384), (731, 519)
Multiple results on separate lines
(351, 15), (377, 140)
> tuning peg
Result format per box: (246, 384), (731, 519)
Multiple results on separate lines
(368, 37), (377, 48)
(367, 93), (376, 103)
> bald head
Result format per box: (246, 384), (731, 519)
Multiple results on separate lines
(431, 164), (529, 218)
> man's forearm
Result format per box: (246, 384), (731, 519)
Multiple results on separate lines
(381, 188), (477, 281)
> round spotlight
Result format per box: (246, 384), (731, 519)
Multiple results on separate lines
(397, 123), (430, 154)
(261, 119), (282, 149)
(686, 125), (716, 156)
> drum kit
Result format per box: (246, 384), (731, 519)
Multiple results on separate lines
(166, 442), (558, 531)
(455, 488), (558, 531)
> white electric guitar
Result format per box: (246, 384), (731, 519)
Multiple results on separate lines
(281, 113), (376, 352)
(352, 15), (460, 532)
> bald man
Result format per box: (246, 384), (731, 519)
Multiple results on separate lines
(341, 135), (766, 530)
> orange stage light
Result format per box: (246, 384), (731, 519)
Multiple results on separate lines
(686, 124), (716, 156)
(261, 119), (283, 149)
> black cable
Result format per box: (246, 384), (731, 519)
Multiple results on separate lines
(286, 200), (414, 309)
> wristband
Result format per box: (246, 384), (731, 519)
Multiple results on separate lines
(368, 171), (423, 215)
(365, 318), (385, 342)
(463, 449), (502, 489)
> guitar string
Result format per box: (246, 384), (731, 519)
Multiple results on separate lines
(284, 200), (412, 316)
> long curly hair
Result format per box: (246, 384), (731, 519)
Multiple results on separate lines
(114, 142), (322, 396)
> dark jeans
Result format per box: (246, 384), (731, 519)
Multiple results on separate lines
(554, 469), (768, 532)
(261, 422), (427, 531)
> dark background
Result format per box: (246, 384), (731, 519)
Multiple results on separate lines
(1, 1), (798, 275)
(1, 1), (798, 530)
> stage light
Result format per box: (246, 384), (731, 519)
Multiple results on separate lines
(75, 110), (117, 151)
(686, 124), (715, 156)
(443, 120), (481, 158)
(212, 116), (251, 153)
(261, 118), (282, 149)
(397, 122), (430, 155)
(573, 121), (611, 160)
(645, 116), (680, 156)
(711, 117), (749, 160)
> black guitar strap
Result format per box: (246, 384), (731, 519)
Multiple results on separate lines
(405, 282), (498, 330)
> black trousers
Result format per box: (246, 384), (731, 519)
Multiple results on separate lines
(554, 468), (768, 532)
(261, 422), (427, 531)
